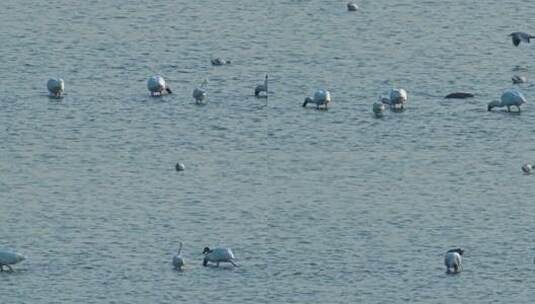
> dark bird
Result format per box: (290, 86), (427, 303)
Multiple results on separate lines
(509, 32), (535, 47)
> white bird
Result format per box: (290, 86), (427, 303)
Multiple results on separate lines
(512, 75), (527, 84)
(383, 88), (408, 110)
(303, 89), (331, 109)
(211, 58), (231, 66)
(254, 74), (268, 98)
(488, 89), (526, 112)
(509, 32), (535, 47)
(172, 242), (185, 270)
(444, 248), (464, 274)
(47, 78), (64, 98)
(147, 75), (172, 96)
(372, 101), (385, 117)
(202, 247), (238, 267)
(347, 3), (358, 11)
(0, 250), (25, 272)
(522, 163), (533, 174)
(175, 162), (185, 171)
(192, 80), (208, 104)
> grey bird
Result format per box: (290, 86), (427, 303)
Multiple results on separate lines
(509, 32), (535, 47)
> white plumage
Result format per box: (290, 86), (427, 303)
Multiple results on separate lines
(147, 75), (172, 96)
(385, 88), (408, 109)
(488, 89), (526, 112)
(211, 58), (231, 66)
(512, 75), (527, 84)
(303, 89), (331, 109)
(202, 247), (238, 267)
(193, 80), (208, 104)
(0, 250), (25, 272)
(444, 248), (464, 274)
(255, 74), (268, 98)
(347, 3), (358, 11)
(172, 242), (185, 270)
(47, 78), (64, 98)
(522, 163), (533, 174)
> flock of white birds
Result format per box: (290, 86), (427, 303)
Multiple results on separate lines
(4, 2), (535, 275)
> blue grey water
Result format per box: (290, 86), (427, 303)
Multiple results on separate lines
(1, 0), (535, 302)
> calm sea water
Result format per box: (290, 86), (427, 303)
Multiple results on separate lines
(1, 0), (535, 303)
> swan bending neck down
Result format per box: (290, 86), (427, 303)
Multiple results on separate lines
(47, 78), (65, 98)
(147, 75), (172, 96)
(202, 247), (238, 267)
(172, 242), (185, 270)
(303, 89), (331, 109)
(488, 89), (526, 112)
(445, 248), (464, 274)
(0, 250), (25, 272)
(255, 74), (268, 97)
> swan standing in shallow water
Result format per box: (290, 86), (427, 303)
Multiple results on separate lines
(172, 242), (185, 270)
(255, 74), (268, 98)
(522, 163), (533, 174)
(192, 80), (208, 104)
(47, 78), (64, 98)
(488, 89), (526, 112)
(202, 247), (238, 267)
(147, 75), (172, 96)
(0, 250), (25, 272)
(444, 248), (464, 274)
(509, 32), (535, 47)
(303, 89), (331, 109)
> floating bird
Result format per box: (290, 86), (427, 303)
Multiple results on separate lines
(254, 74), (268, 98)
(172, 242), (185, 270)
(0, 250), (25, 272)
(47, 78), (64, 98)
(381, 88), (407, 110)
(202, 247), (238, 267)
(347, 3), (358, 11)
(512, 75), (527, 84)
(444, 248), (464, 274)
(175, 163), (185, 171)
(303, 89), (331, 109)
(147, 75), (172, 96)
(372, 101), (385, 117)
(444, 92), (474, 99)
(193, 80), (208, 104)
(509, 32), (535, 47)
(488, 89), (526, 112)
(522, 163), (533, 174)
(211, 58), (231, 66)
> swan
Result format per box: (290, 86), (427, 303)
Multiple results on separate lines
(202, 247), (238, 267)
(488, 89), (526, 112)
(381, 88), (407, 109)
(172, 242), (185, 270)
(147, 75), (172, 96)
(193, 80), (208, 104)
(0, 250), (25, 272)
(211, 58), (231, 66)
(372, 101), (385, 117)
(303, 89), (331, 109)
(512, 75), (527, 84)
(175, 163), (185, 171)
(347, 3), (358, 11)
(444, 92), (474, 99)
(509, 32), (535, 47)
(254, 74), (268, 98)
(47, 78), (64, 98)
(522, 163), (533, 174)
(444, 248), (464, 274)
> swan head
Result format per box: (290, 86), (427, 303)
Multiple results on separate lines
(487, 100), (499, 111)
(202, 247), (211, 254)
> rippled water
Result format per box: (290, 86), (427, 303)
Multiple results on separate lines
(1, 0), (535, 303)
